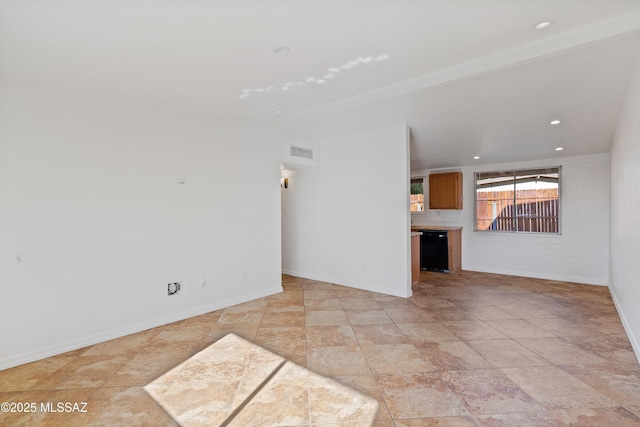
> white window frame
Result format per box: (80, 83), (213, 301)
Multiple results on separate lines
(474, 166), (562, 234)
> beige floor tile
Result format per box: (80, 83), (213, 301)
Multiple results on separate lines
(558, 363), (640, 406)
(626, 405), (640, 417)
(305, 310), (350, 326)
(454, 295), (503, 307)
(443, 321), (508, 341)
(428, 309), (478, 322)
(32, 355), (131, 390)
(259, 310), (305, 327)
(394, 416), (480, 426)
(461, 305), (520, 321)
(106, 351), (190, 386)
(223, 299), (268, 313)
(484, 319), (556, 338)
(304, 298), (343, 311)
(351, 324), (409, 345)
(172, 335), (258, 384)
(204, 328), (258, 345)
(212, 311), (264, 329)
(466, 339), (548, 368)
(0, 355), (75, 392)
(308, 374), (379, 424)
(335, 288), (381, 298)
(266, 304), (304, 313)
(440, 369), (544, 415)
(305, 289), (338, 299)
(309, 421), (394, 427)
(339, 297), (382, 310)
(410, 296), (458, 309)
(265, 298), (304, 311)
(86, 386), (158, 427)
(252, 327), (307, 360)
(525, 317), (602, 337)
(498, 303), (570, 319)
(501, 365), (615, 409)
(306, 346), (371, 377)
(565, 334), (639, 368)
(547, 406), (640, 426)
(80, 328), (162, 357)
(305, 326), (359, 348)
(417, 341), (492, 371)
(142, 404), (181, 426)
(384, 308), (435, 323)
(229, 377), (310, 427)
(375, 372), (469, 419)
(583, 315), (628, 335)
(303, 280), (335, 290)
(148, 380), (239, 426)
(266, 291), (304, 307)
(396, 323), (461, 343)
(515, 337), (608, 365)
(162, 313), (221, 331)
(345, 309), (394, 325)
(475, 411), (552, 427)
(148, 328), (211, 351)
(374, 296), (420, 309)
(333, 374), (393, 421)
(360, 343), (433, 374)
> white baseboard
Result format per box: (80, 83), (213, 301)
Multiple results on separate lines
(282, 269), (411, 298)
(462, 265), (608, 286)
(608, 285), (640, 364)
(0, 287), (283, 371)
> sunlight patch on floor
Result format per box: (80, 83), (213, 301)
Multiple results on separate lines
(144, 333), (379, 426)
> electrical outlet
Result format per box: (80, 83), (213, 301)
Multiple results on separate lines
(167, 282), (182, 296)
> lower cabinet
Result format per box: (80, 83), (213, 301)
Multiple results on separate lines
(411, 233), (421, 284)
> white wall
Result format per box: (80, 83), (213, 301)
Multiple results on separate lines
(412, 153), (610, 286)
(282, 124), (412, 297)
(0, 87), (283, 369)
(610, 50), (640, 358)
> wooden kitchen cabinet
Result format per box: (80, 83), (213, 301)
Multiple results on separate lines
(411, 233), (421, 284)
(446, 229), (462, 272)
(429, 172), (462, 209)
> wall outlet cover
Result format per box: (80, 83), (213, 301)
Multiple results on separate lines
(167, 282), (182, 296)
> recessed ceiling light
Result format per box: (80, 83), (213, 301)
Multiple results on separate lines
(473, 156), (480, 160)
(550, 120), (561, 125)
(533, 20), (554, 30)
(273, 46), (290, 55)
(555, 147), (564, 151)
(274, 110), (282, 114)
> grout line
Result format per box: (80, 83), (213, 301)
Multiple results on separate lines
(219, 359), (287, 427)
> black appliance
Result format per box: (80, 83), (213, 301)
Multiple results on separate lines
(420, 231), (449, 272)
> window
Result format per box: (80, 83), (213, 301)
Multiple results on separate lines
(475, 167), (560, 233)
(410, 177), (425, 212)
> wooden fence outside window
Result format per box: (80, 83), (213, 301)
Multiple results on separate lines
(476, 189), (559, 233)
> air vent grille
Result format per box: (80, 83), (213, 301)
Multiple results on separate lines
(290, 145), (313, 159)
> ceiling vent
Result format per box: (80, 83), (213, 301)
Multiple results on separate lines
(290, 145), (313, 160)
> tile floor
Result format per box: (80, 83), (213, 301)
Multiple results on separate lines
(1, 270), (640, 426)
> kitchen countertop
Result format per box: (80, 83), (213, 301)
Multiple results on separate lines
(411, 226), (463, 231)
(411, 231), (423, 237)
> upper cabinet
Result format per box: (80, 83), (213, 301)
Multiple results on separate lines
(429, 172), (463, 210)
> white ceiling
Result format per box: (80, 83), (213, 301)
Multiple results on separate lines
(2, 0), (640, 169)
